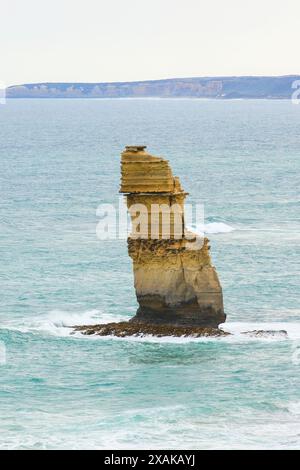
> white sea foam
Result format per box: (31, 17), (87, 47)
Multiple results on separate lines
(222, 321), (300, 341)
(2, 310), (300, 344)
(101, 319), (300, 344)
(188, 222), (235, 236)
(73, 320), (300, 344)
(1, 309), (131, 337)
(92, 333), (223, 344)
(287, 402), (300, 415)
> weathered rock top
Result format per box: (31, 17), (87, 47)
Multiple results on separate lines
(120, 145), (184, 194)
(125, 145), (147, 152)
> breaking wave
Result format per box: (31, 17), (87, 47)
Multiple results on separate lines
(188, 222), (235, 236)
(1, 310), (299, 344)
(0, 309), (131, 337)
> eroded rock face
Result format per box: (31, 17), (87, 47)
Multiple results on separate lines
(120, 146), (226, 328)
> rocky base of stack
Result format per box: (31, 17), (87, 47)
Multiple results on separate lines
(128, 237), (226, 329)
(72, 323), (289, 339)
(73, 321), (229, 338)
(130, 302), (225, 328)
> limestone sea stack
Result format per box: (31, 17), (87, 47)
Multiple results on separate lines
(74, 146), (226, 338)
(121, 145), (225, 328)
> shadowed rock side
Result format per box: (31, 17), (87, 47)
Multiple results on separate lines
(128, 238), (225, 327)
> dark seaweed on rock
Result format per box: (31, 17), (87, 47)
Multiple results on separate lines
(73, 321), (230, 338)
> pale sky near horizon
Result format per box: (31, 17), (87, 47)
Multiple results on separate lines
(1, 0), (300, 86)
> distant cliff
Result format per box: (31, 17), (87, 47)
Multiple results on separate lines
(6, 76), (300, 99)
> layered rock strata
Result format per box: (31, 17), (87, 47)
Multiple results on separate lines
(121, 146), (226, 328)
(74, 146), (226, 338)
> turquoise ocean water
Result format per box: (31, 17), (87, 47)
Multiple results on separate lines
(0, 99), (299, 449)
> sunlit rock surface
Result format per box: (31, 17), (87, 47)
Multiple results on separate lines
(121, 146), (225, 328)
(76, 146), (226, 337)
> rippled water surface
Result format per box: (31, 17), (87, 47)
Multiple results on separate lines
(0, 99), (299, 449)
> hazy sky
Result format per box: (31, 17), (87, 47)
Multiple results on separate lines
(2, 0), (300, 86)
